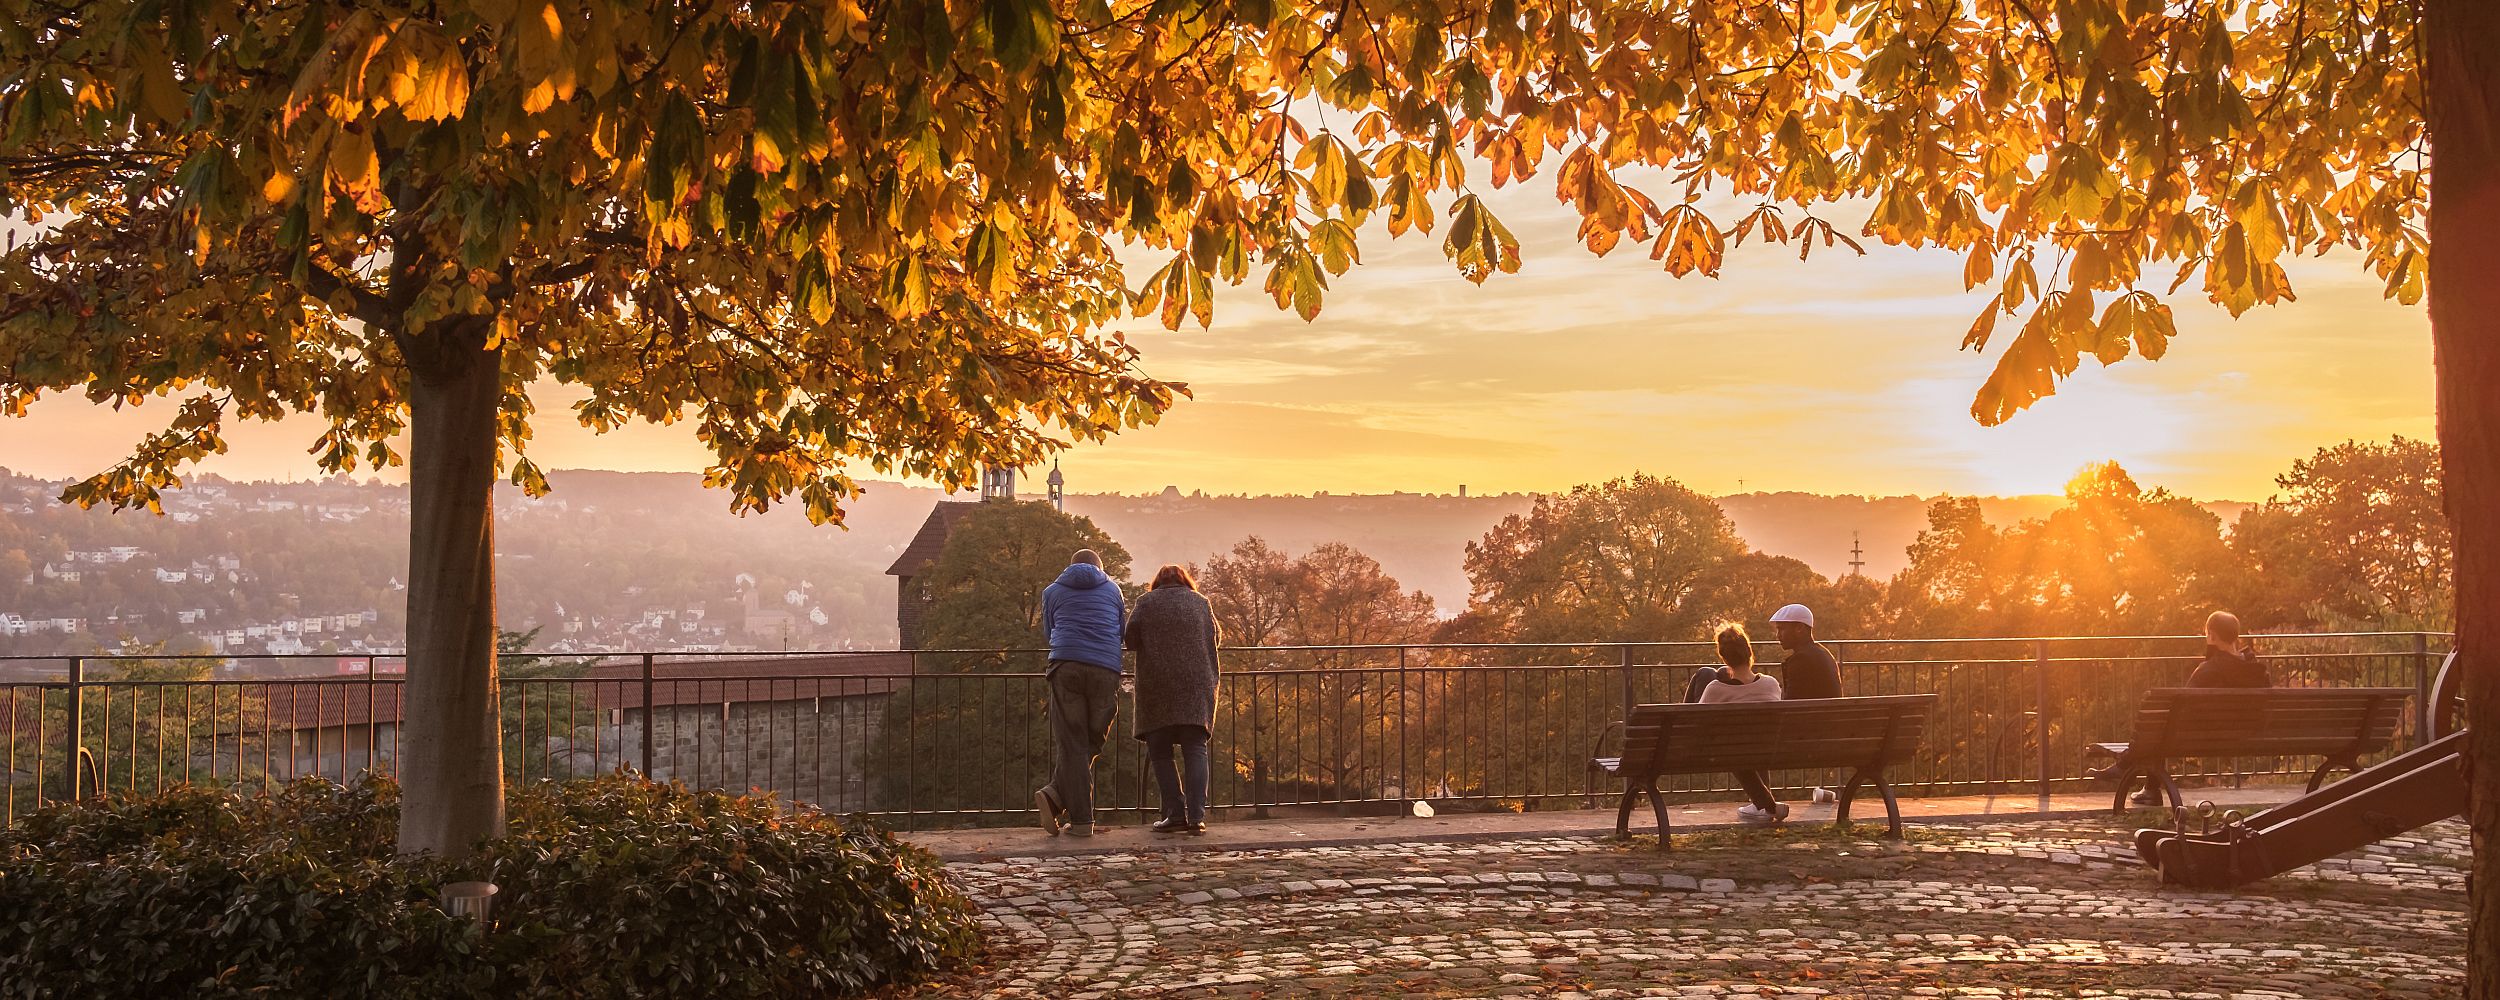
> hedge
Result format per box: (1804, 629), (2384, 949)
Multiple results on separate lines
(0, 774), (978, 999)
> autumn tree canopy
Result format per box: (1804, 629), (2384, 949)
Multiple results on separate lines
(3, 0), (2425, 505)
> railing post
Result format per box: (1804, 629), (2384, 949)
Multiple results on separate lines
(1396, 645), (1409, 817)
(2413, 631), (2433, 748)
(638, 653), (656, 776)
(905, 650), (919, 831)
(1619, 644), (1636, 719)
(64, 657), (84, 802)
(2033, 641), (2051, 800)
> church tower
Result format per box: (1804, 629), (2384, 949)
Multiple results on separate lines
(1046, 460), (1065, 511)
(981, 464), (1015, 501)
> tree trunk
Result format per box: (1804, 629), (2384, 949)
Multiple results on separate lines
(395, 340), (505, 858)
(2428, 1), (2500, 993)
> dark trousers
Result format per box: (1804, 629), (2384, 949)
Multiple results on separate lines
(1686, 667), (1776, 811)
(1045, 661), (1120, 825)
(1145, 725), (1211, 825)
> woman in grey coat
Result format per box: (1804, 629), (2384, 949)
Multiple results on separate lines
(1126, 565), (1221, 834)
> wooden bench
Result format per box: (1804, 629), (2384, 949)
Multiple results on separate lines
(2085, 687), (2413, 814)
(1587, 694), (1937, 847)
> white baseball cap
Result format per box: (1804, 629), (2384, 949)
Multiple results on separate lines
(1768, 604), (1815, 627)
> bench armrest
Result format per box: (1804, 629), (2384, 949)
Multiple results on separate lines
(1586, 720), (1625, 766)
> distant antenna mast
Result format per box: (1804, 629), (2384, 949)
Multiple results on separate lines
(1848, 531), (1866, 578)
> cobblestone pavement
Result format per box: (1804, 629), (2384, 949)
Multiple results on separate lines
(911, 815), (2465, 999)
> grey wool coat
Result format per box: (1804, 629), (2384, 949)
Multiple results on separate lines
(1125, 585), (1220, 738)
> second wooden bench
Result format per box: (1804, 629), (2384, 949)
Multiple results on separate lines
(1589, 694), (1938, 847)
(2084, 687), (2413, 814)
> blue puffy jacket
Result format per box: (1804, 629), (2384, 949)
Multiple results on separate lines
(1041, 563), (1127, 672)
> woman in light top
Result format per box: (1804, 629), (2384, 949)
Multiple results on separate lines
(1698, 623), (1788, 823)
(1698, 622), (1783, 704)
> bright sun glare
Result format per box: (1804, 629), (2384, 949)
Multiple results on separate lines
(1905, 376), (2190, 496)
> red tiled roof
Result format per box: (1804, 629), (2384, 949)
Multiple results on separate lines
(256, 681), (405, 729)
(586, 653), (913, 711)
(884, 501), (979, 577)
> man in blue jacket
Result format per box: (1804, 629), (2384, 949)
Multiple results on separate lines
(1034, 548), (1126, 837)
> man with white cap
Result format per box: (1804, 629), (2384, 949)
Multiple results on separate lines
(1768, 604), (1841, 699)
(1769, 603), (1844, 809)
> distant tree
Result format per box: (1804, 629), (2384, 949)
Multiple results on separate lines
(1681, 551), (1829, 635)
(1889, 464), (2240, 637)
(915, 503), (1132, 656)
(2022, 463), (2239, 635)
(1200, 540), (1434, 809)
(0, 549), (29, 604)
(1460, 475), (1745, 645)
(1285, 543), (1440, 652)
(2231, 438), (2452, 629)
(1195, 538), (1302, 649)
(1812, 573), (1894, 641)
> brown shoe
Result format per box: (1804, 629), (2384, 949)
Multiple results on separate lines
(1034, 788), (1064, 836)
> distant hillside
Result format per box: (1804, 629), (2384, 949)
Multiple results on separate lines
(2, 468), (2256, 653)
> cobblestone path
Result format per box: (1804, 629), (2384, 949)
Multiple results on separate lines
(912, 816), (2465, 999)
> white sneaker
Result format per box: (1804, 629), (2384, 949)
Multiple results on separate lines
(1736, 803), (1789, 824)
(1812, 786), (1838, 804)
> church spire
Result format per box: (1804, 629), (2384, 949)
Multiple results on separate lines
(1046, 460), (1065, 511)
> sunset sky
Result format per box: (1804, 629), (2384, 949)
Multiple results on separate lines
(4, 182), (2434, 503)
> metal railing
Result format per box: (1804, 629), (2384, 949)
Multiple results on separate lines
(0, 632), (2452, 828)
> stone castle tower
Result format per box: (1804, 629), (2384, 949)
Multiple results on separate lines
(889, 463), (1059, 648)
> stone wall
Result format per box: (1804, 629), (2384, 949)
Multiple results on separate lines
(586, 694), (890, 812)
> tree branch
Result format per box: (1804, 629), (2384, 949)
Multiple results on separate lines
(296, 261), (392, 330)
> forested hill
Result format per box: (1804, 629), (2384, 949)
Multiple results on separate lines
(2, 466), (2256, 658)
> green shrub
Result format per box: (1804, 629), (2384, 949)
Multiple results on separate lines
(0, 774), (978, 999)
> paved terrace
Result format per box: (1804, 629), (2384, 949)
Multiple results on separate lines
(900, 788), (2464, 999)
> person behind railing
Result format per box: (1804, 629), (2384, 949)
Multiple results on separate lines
(1767, 603), (1841, 698)
(2186, 612), (2269, 688)
(1768, 602), (1844, 804)
(1035, 548), (1127, 838)
(2088, 610), (2272, 802)
(1126, 564), (1221, 835)
(1692, 622), (1789, 824)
